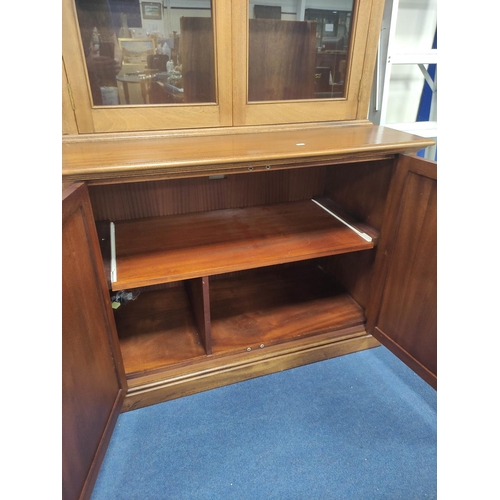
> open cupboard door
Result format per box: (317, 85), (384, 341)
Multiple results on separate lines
(366, 154), (437, 389)
(63, 183), (127, 500)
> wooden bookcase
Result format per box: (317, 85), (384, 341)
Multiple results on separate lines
(62, 122), (436, 500)
(62, 1), (437, 499)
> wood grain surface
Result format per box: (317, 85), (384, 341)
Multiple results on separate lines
(367, 155), (437, 388)
(112, 199), (375, 289)
(62, 124), (434, 182)
(210, 263), (365, 353)
(113, 262), (366, 379)
(62, 184), (126, 500)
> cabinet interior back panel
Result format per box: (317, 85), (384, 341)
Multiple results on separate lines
(88, 168), (328, 222)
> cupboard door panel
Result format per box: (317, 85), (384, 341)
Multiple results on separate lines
(367, 155), (437, 388)
(63, 184), (127, 500)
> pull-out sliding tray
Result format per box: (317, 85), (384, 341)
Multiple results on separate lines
(110, 198), (377, 291)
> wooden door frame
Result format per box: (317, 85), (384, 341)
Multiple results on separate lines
(231, 0), (385, 126)
(62, 0), (233, 133)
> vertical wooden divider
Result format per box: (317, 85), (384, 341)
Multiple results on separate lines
(185, 277), (212, 355)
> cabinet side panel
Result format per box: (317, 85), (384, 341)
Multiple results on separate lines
(324, 159), (394, 231)
(321, 159), (394, 306)
(62, 184), (126, 500)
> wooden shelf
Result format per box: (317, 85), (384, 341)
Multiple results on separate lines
(210, 264), (365, 354)
(111, 199), (376, 290)
(113, 262), (365, 378)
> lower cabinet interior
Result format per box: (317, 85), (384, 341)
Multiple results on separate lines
(113, 261), (367, 374)
(89, 160), (394, 409)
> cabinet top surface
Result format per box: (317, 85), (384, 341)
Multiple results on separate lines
(62, 123), (434, 182)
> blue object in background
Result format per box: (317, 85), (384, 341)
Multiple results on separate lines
(417, 28), (437, 159)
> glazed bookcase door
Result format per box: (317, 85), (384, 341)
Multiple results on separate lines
(62, 0), (232, 133)
(232, 0), (384, 126)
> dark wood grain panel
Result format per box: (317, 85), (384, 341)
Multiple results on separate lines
(114, 286), (206, 376)
(210, 263), (365, 354)
(88, 168), (327, 222)
(320, 250), (376, 309)
(248, 19), (317, 101)
(180, 17), (216, 103)
(123, 331), (378, 411)
(324, 159), (394, 231)
(185, 277), (212, 354)
(312, 196), (380, 243)
(113, 262), (364, 381)
(376, 173), (437, 372)
(112, 200), (376, 289)
(62, 184), (126, 500)
(367, 155), (437, 388)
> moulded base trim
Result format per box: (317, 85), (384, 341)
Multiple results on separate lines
(121, 327), (380, 412)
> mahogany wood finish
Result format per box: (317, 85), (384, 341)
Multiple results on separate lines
(111, 261), (366, 385)
(312, 196), (380, 244)
(320, 158), (395, 308)
(248, 19), (317, 101)
(367, 155), (437, 388)
(320, 250), (377, 310)
(209, 263), (365, 353)
(324, 159), (395, 231)
(62, 0), (437, 495)
(88, 167), (327, 222)
(62, 184), (127, 500)
(111, 200), (376, 290)
(122, 328), (378, 411)
(185, 277), (212, 355)
(61, 124), (434, 183)
(114, 285), (206, 375)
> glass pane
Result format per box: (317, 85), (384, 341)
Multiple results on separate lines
(248, 1), (353, 101)
(74, 0), (216, 106)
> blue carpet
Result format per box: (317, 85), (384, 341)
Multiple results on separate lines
(91, 346), (437, 499)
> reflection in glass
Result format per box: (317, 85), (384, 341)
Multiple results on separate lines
(248, 0), (353, 101)
(74, 0), (216, 106)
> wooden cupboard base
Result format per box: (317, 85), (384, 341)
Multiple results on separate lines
(121, 328), (380, 412)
